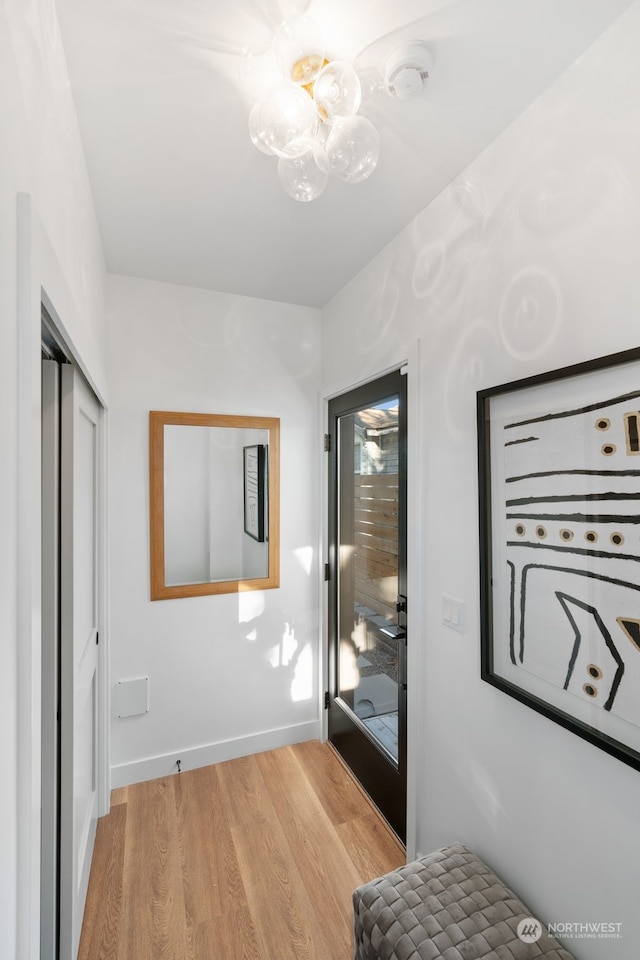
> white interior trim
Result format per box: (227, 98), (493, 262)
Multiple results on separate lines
(16, 190), (42, 960)
(320, 344), (422, 859)
(322, 356), (413, 405)
(110, 720), (320, 789)
(405, 339), (422, 861)
(16, 193), (110, 960)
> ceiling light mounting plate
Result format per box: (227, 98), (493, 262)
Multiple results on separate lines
(384, 40), (432, 100)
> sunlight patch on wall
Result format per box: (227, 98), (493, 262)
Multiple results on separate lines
(281, 623), (297, 665)
(293, 545), (313, 576)
(267, 645), (280, 668)
(238, 590), (265, 623)
(268, 623), (298, 669)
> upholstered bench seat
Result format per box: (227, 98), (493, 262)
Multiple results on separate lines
(353, 843), (575, 960)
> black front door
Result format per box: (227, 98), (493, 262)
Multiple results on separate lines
(327, 369), (407, 841)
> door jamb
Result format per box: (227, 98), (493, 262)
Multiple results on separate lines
(17, 193), (109, 960)
(320, 345), (422, 859)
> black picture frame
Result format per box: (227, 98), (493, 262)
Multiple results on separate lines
(243, 444), (266, 542)
(478, 346), (640, 772)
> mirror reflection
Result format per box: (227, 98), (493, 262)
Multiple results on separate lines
(150, 412), (280, 600)
(164, 425), (269, 586)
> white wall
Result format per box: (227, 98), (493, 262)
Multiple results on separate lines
(322, 5), (640, 957)
(0, 3), (107, 958)
(107, 275), (321, 785)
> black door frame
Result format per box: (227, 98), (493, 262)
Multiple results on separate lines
(326, 368), (407, 841)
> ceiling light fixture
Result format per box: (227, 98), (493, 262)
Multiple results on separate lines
(384, 41), (432, 101)
(248, 16), (381, 203)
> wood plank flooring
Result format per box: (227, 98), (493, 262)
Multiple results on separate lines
(78, 740), (405, 960)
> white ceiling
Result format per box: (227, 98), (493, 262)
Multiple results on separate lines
(55, 0), (632, 308)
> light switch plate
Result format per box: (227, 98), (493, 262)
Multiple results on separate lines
(442, 596), (465, 633)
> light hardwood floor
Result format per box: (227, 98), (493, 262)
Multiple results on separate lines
(78, 740), (406, 960)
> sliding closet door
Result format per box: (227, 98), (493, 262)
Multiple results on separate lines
(41, 359), (61, 960)
(59, 365), (101, 960)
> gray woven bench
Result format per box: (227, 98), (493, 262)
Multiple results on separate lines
(353, 843), (575, 960)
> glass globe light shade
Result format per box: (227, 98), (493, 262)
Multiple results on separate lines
(277, 144), (328, 202)
(249, 82), (317, 158)
(313, 61), (361, 123)
(326, 115), (380, 183)
(357, 65), (385, 112)
(311, 135), (330, 174)
(248, 101), (275, 155)
(274, 16), (325, 85)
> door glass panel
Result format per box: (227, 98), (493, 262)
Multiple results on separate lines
(338, 398), (400, 764)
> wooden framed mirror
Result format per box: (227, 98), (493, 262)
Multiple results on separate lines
(149, 411), (280, 599)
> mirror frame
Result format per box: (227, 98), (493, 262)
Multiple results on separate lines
(149, 411), (280, 600)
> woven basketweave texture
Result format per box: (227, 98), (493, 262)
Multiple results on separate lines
(353, 843), (575, 960)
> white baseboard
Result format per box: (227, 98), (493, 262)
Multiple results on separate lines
(110, 719), (320, 790)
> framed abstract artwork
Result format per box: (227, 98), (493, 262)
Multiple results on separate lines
(243, 444), (266, 542)
(478, 347), (640, 770)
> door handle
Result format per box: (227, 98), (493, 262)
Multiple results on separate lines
(399, 633), (407, 691)
(380, 624), (407, 691)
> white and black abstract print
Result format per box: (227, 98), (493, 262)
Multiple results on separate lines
(503, 388), (640, 727)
